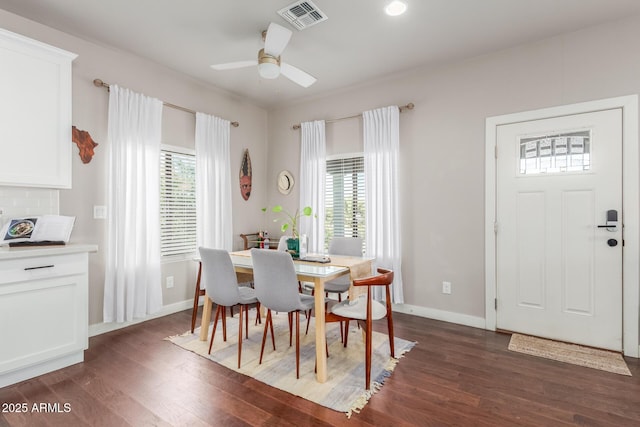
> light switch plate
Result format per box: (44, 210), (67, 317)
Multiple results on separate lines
(93, 205), (107, 219)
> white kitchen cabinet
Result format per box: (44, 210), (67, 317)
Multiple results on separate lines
(0, 244), (97, 387)
(0, 28), (77, 188)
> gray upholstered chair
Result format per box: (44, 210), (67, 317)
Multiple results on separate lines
(199, 247), (260, 368)
(277, 235), (289, 252)
(324, 237), (364, 298)
(325, 268), (395, 390)
(250, 248), (315, 379)
(305, 237), (363, 337)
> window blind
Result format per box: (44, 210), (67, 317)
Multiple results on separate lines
(324, 155), (366, 251)
(160, 148), (196, 257)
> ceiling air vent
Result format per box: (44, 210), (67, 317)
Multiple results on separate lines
(277, 0), (328, 31)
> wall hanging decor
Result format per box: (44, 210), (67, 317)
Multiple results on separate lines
(240, 149), (252, 200)
(277, 170), (294, 195)
(71, 126), (98, 164)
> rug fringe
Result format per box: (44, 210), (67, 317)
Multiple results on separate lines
(345, 345), (417, 418)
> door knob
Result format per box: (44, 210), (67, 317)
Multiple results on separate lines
(608, 239), (618, 247)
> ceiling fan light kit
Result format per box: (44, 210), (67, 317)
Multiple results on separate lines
(210, 22), (317, 87)
(258, 49), (280, 79)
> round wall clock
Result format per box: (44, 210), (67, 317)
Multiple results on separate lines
(277, 170), (294, 195)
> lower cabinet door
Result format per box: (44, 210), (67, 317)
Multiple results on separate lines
(0, 273), (88, 374)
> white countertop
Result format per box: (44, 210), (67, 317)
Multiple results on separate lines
(0, 243), (98, 260)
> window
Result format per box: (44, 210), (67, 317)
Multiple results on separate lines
(160, 146), (196, 257)
(324, 155), (365, 251)
(519, 130), (591, 175)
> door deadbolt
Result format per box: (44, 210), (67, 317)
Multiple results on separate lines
(608, 238), (618, 247)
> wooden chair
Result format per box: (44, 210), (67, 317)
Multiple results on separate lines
(240, 232), (261, 250)
(240, 232), (279, 250)
(325, 268), (395, 390)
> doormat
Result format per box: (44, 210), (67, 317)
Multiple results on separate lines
(508, 333), (631, 376)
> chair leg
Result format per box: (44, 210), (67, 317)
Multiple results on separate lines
(305, 308), (312, 335)
(387, 315), (395, 358)
(221, 306), (227, 342)
(259, 310), (274, 364)
(295, 310), (300, 379)
(237, 303), (244, 369)
(336, 293), (345, 343)
(255, 302), (262, 325)
(288, 312), (293, 347)
(242, 305), (247, 337)
(386, 289), (395, 358)
(269, 311), (276, 350)
(191, 291), (199, 333)
(190, 263), (202, 333)
(208, 305), (222, 354)
(343, 319), (350, 348)
(363, 318), (372, 390)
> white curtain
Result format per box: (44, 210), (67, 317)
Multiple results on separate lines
(195, 112), (232, 250)
(104, 85), (163, 322)
(363, 105), (404, 303)
(299, 120), (326, 253)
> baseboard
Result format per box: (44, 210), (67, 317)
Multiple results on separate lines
(89, 299), (485, 337)
(392, 303), (486, 330)
(88, 298), (201, 337)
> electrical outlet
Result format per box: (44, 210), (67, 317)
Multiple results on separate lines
(166, 276), (174, 289)
(442, 281), (452, 294)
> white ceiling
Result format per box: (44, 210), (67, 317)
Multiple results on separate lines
(1, 0), (640, 109)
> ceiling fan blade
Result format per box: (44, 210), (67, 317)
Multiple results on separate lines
(280, 62), (317, 88)
(264, 22), (292, 57)
(211, 60), (257, 71)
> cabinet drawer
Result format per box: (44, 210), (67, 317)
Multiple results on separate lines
(0, 253), (87, 286)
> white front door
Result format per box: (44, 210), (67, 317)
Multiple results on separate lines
(496, 108), (622, 351)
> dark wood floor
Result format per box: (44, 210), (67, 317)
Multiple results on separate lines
(1, 310), (640, 427)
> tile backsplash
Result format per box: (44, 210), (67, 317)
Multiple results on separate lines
(0, 187), (59, 226)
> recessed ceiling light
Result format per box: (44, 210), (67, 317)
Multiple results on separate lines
(385, 1), (407, 16)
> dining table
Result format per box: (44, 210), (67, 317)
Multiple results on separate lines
(197, 249), (374, 383)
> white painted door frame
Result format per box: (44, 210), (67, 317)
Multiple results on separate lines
(484, 95), (639, 357)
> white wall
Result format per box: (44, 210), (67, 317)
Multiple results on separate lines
(2, 7), (639, 334)
(0, 9), (269, 326)
(266, 14), (640, 326)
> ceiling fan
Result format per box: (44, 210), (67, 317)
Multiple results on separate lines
(211, 22), (317, 88)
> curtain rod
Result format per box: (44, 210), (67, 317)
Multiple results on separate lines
(291, 102), (414, 130)
(93, 79), (240, 128)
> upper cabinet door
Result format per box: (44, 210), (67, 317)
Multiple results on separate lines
(0, 28), (77, 189)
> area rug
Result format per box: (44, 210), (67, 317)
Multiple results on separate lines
(508, 333), (631, 376)
(166, 310), (416, 417)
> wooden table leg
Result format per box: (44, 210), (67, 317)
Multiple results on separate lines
(199, 295), (213, 341)
(314, 278), (327, 383)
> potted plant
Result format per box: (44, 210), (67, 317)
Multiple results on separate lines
(262, 205), (312, 257)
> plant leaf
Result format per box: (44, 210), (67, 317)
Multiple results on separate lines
(302, 206), (312, 216)
(272, 205), (283, 213)
(281, 223), (289, 232)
